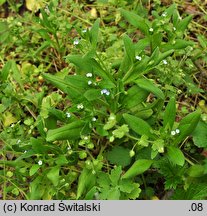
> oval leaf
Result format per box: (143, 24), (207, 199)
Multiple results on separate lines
(135, 78), (165, 100)
(123, 113), (154, 138)
(163, 97), (176, 129)
(47, 166), (60, 186)
(122, 159), (153, 179)
(46, 120), (85, 142)
(167, 146), (185, 166)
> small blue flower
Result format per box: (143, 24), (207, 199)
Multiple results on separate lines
(73, 39), (79, 45)
(101, 89), (110, 96)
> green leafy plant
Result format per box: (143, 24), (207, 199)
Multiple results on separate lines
(0, 1), (206, 200)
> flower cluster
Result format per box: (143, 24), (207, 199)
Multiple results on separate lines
(86, 73), (93, 77)
(101, 89), (110, 96)
(77, 103), (84, 109)
(171, 129), (180, 136)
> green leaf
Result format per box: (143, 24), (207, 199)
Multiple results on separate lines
(112, 124), (129, 139)
(0, 0), (6, 6)
(188, 165), (205, 177)
(167, 146), (185, 166)
(176, 15), (192, 32)
(152, 139), (164, 153)
(89, 18), (100, 48)
(46, 120), (85, 142)
(103, 113), (116, 130)
(134, 78), (165, 100)
(125, 183), (141, 199)
(123, 34), (135, 63)
(64, 75), (89, 89)
(1, 60), (12, 81)
(110, 166), (122, 186)
(192, 121), (207, 148)
(174, 110), (201, 145)
(66, 55), (114, 84)
(84, 186), (97, 200)
(47, 166), (60, 186)
(135, 38), (150, 52)
(11, 61), (24, 90)
(123, 113), (154, 138)
(29, 164), (40, 176)
(162, 39), (194, 51)
(120, 9), (149, 35)
(122, 159), (152, 179)
(84, 89), (101, 101)
(106, 146), (131, 167)
(172, 183), (207, 200)
(119, 179), (134, 193)
(97, 172), (111, 189)
(31, 137), (47, 154)
(163, 97), (176, 129)
(122, 86), (148, 109)
(118, 34), (135, 77)
(42, 73), (72, 94)
(0, 21), (9, 43)
(107, 188), (120, 200)
(77, 168), (96, 199)
(55, 155), (68, 166)
(29, 176), (44, 199)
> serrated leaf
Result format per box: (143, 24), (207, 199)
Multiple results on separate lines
(152, 139), (164, 153)
(134, 78), (165, 100)
(167, 146), (185, 166)
(112, 124), (129, 139)
(110, 166), (122, 186)
(119, 179), (134, 193)
(126, 183), (141, 199)
(97, 172), (110, 189)
(46, 166), (60, 186)
(29, 164), (40, 176)
(163, 97), (176, 129)
(123, 113), (154, 138)
(122, 159), (153, 179)
(107, 188), (120, 200)
(103, 113), (116, 130)
(106, 146), (131, 167)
